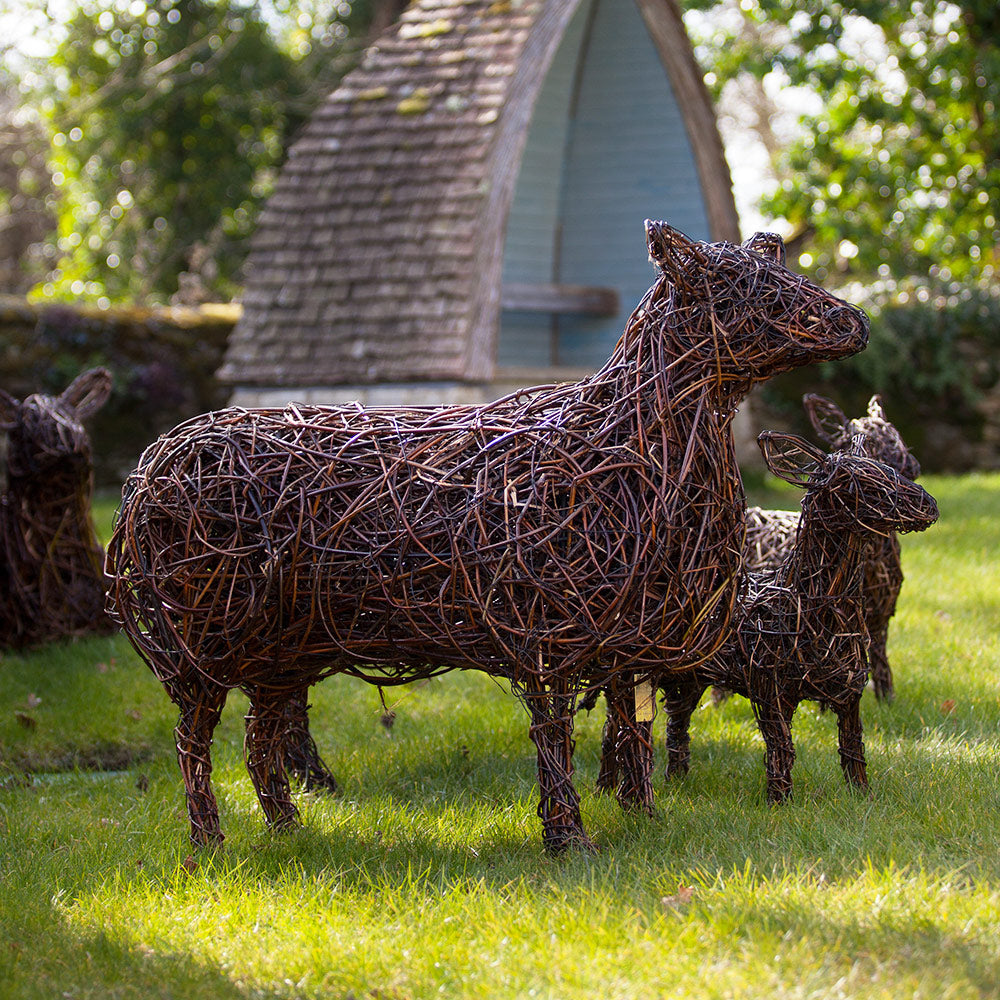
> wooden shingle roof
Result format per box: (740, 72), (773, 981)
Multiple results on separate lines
(221, 0), (737, 389)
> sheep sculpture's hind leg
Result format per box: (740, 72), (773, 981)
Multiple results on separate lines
(244, 686), (300, 832)
(172, 681), (228, 847)
(521, 677), (594, 854)
(835, 698), (869, 792)
(282, 687), (339, 794)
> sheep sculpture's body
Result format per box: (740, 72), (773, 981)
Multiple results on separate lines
(660, 431), (938, 803)
(106, 222), (869, 851)
(0, 368), (114, 648)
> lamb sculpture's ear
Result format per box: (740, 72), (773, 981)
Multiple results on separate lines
(59, 367), (112, 420)
(645, 219), (706, 275)
(802, 393), (849, 446)
(758, 431), (828, 488)
(744, 231), (786, 265)
(846, 432), (869, 458)
(0, 389), (21, 429)
(867, 394), (887, 421)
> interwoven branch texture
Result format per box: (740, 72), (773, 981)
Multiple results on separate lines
(660, 431), (938, 802)
(745, 394), (920, 702)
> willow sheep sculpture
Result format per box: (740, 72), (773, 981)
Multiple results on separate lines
(660, 431), (937, 802)
(0, 367), (114, 648)
(106, 221), (869, 852)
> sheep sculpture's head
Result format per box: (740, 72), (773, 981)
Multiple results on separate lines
(643, 221), (870, 393)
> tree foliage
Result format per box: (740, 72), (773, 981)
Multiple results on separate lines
(684, 0), (999, 285)
(6, 0), (396, 304)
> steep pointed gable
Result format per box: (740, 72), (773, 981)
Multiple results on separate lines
(222, 0), (580, 388)
(221, 0), (738, 392)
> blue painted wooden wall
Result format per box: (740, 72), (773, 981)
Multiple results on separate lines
(498, 0), (712, 369)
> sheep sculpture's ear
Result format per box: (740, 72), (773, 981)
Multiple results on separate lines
(802, 393), (849, 446)
(645, 219), (707, 276)
(0, 389), (21, 429)
(758, 431), (828, 488)
(867, 394), (887, 421)
(744, 231), (786, 265)
(59, 367), (112, 420)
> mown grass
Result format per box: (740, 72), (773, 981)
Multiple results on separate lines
(1, 474), (998, 999)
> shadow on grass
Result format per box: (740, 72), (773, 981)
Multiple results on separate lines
(2, 901), (256, 1000)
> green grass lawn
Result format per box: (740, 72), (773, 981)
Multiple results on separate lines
(1, 474), (998, 999)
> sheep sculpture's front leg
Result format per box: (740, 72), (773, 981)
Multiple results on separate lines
(282, 687), (340, 793)
(244, 685), (300, 832)
(604, 680), (656, 817)
(662, 677), (708, 779)
(521, 676), (594, 853)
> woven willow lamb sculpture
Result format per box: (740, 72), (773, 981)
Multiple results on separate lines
(592, 392), (925, 792)
(106, 222), (869, 852)
(661, 431), (937, 802)
(0, 368), (114, 648)
(770, 394), (921, 702)
(707, 393), (921, 705)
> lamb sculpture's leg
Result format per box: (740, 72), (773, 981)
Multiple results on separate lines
(593, 707), (619, 794)
(835, 697), (870, 792)
(753, 697), (797, 804)
(244, 686), (300, 832)
(521, 676), (594, 853)
(172, 681), (228, 846)
(604, 680), (655, 817)
(662, 678), (708, 779)
(868, 631), (895, 703)
(282, 687), (339, 793)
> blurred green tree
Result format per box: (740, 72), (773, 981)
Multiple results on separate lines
(684, 0), (999, 284)
(6, 0), (405, 304)
(40, 0), (311, 302)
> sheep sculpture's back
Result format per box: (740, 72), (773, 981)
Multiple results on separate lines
(0, 368), (113, 648)
(106, 222), (870, 851)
